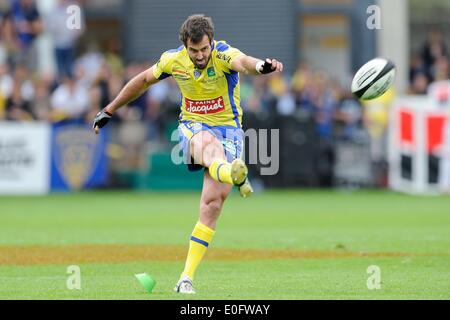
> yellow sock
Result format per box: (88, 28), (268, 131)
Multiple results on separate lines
(181, 222), (215, 280)
(209, 158), (233, 184)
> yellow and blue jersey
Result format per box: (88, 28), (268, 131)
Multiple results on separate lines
(153, 40), (245, 128)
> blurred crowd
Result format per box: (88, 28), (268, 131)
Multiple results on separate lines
(1, 0), (448, 189)
(409, 28), (450, 94)
(0, 1), (448, 149)
(0, 0), (94, 122)
(0, 0), (131, 126)
(0, 0), (367, 143)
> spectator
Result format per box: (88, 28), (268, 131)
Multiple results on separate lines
(431, 56), (450, 82)
(421, 28), (448, 81)
(104, 38), (124, 77)
(31, 74), (51, 121)
(409, 53), (427, 84)
(3, 0), (42, 68)
(241, 76), (263, 113)
(74, 41), (104, 87)
(276, 86), (296, 116)
(5, 73), (33, 120)
(310, 71), (338, 187)
(86, 84), (102, 123)
(0, 61), (34, 104)
(92, 61), (113, 110)
(111, 61), (147, 122)
(50, 74), (89, 123)
(409, 72), (429, 95)
(335, 92), (363, 141)
(146, 78), (170, 118)
(145, 80), (169, 139)
(46, 0), (84, 80)
(238, 76), (252, 111)
(291, 62), (311, 94)
(3, 61), (35, 121)
(246, 76), (277, 114)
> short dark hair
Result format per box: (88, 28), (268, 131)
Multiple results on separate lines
(179, 14), (214, 47)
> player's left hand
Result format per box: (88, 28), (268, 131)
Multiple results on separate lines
(260, 58), (283, 74)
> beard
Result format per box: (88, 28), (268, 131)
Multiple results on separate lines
(191, 54), (211, 70)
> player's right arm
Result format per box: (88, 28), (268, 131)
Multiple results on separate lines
(93, 66), (160, 134)
(108, 66), (160, 114)
(231, 56), (283, 76)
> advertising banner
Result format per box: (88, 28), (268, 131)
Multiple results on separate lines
(0, 122), (51, 195)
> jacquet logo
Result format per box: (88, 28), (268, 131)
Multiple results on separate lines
(185, 97), (225, 114)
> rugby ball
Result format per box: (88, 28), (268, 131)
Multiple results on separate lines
(351, 58), (396, 100)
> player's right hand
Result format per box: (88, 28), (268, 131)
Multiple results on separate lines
(93, 108), (112, 134)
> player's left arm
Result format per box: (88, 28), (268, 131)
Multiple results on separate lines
(231, 55), (283, 75)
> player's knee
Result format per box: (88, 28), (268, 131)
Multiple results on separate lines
(190, 132), (218, 154)
(190, 132), (211, 148)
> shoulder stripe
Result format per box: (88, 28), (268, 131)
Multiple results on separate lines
(216, 42), (230, 52)
(166, 45), (184, 53)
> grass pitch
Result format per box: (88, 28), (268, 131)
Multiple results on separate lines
(0, 190), (449, 299)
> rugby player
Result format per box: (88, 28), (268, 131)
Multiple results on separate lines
(93, 14), (283, 294)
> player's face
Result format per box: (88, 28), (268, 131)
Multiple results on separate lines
(186, 35), (212, 70)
